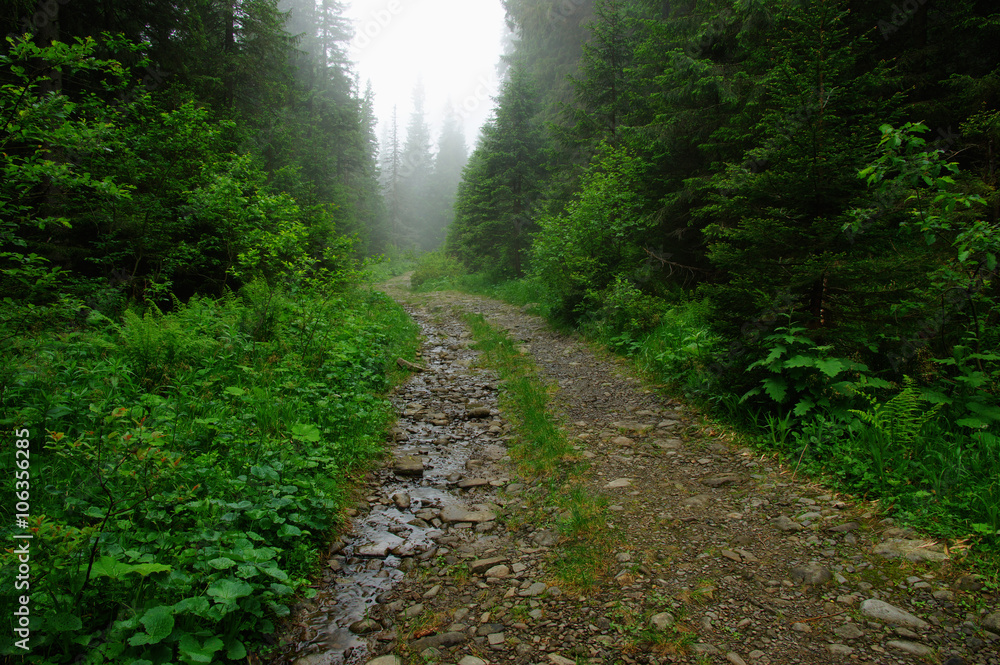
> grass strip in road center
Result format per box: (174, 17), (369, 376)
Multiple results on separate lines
(461, 312), (615, 588)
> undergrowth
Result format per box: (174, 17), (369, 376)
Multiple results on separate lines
(0, 281), (419, 663)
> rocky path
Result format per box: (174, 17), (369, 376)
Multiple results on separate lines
(284, 276), (999, 665)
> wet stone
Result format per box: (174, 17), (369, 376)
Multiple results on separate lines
(860, 599), (929, 629)
(393, 456), (424, 478)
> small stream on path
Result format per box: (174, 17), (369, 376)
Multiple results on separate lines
(281, 305), (511, 665)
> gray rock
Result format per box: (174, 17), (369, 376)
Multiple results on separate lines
(519, 582), (548, 597)
(467, 407), (492, 419)
(828, 522), (861, 532)
(485, 564), (510, 578)
(403, 603), (424, 618)
(833, 623), (863, 639)
(365, 657), (402, 665)
(874, 538), (949, 562)
(887, 640), (934, 657)
(726, 652), (748, 665)
(532, 530), (559, 547)
(682, 494), (712, 507)
(349, 618), (380, 635)
(440, 504), (495, 523)
(983, 611), (1000, 632)
(476, 623), (505, 636)
(773, 515), (805, 532)
(458, 658), (487, 665)
(650, 612), (675, 630)
(458, 477), (490, 489)
(701, 474), (742, 487)
(605, 477), (633, 488)
(955, 574), (983, 591)
(392, 492), (411, 509)
(860, 599), (929, 629)
(790, 563), (832, 586)
(547, 656), (576, 665)
(393, 455), (424, 477)
(827, 644), (854, 656)
(409, 631), (468, 652)
(469, 557), (507, 574)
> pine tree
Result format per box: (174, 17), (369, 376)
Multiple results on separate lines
(398, 81), (435, 249)
(424, 104), (468, 251)
(448, 63), (547, 275)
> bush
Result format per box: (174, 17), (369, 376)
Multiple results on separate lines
(410, 251), (467, 288)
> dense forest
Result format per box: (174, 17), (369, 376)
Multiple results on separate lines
(443, 0), (1000, 539)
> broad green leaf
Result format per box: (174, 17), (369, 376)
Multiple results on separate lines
(793, 399), (815, 416)
(173, 596), (211, 616)
(277, 524), (302, 537)
(224, 386), (245, 397)
(227, 639), (247, 660)
(957, 417), (989, 429)
(178, 633), (225, 664)
(208, 557), (237, 570)
(815, 358), (846, 378)
(783, 355), (817, 368)
(90, 557), (170, 579)
(207, 578), (254, 603)
(291, 423), (321, 442)
(138, 606), (174, 643)
(762, 378), (788, 403)
(48, 613), (83, 632)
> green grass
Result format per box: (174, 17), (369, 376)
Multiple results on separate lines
(461, 312), (612, 589)
(0, 281), (419, 663)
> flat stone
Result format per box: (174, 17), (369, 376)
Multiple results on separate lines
(365, 657), (402, 665)
(467, 407), (492, 419)
(791, 622), (812, 633)
(773, 515), (804, 532)
(611, 435), (635, 446)
(393, 455), (424, 477)
(874, 538), (949, 563)
(833, 623), (864, 639)
(887, 640), (934, 657)
(827, 644), (854, 656)
(470, 557), (507, 574)
(403, 603), (424, 618)
(391, 492), (411, 509)
(828, 522), (861, 532)
(349, 618), (380, 635)
(458, 658), (487, 665)
(721, 549), (742, 562)
(485, 565), (510, 578)
(409, 631), (468, 652)
(650, 612), (675, 630)
(860, 599), (929, 629)
(605, 477), (633, 488)
(983, 611), (1000, 632)
(519, 582), (548, 597)
(955, 574), (983, 591)
(458, 477), (490, 489)
(790, 563), (832, 586)
(487, 632), (505, 645)
(701, 474), (742, 487)
(726, 652), (748, 665)
(548, 656), (576, 665)
(682, 494), (712, 507)
(532, 530), (559, 547)
(440, 504), (495, 523)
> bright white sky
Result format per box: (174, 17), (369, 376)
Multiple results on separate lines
(344, 0), (509, 150)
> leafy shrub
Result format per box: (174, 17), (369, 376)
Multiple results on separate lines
(0, 285), (418, 663)
(410, 251), (467, 288)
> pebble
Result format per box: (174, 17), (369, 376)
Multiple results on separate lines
(458, 658), (487, 665)
(833, 623), (864, 639)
